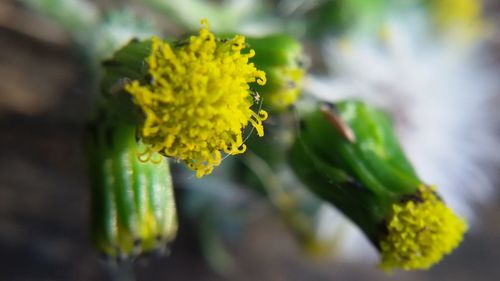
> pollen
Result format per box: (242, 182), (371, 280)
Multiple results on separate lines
(124, 20), (267, 177)
(379, 185), (467, 271)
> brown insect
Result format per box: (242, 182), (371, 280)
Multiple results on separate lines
(321, 103), (356, 143)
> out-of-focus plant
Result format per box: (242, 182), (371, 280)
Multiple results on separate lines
(290, 101), (466, 270)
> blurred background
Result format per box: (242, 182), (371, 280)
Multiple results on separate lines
(1, 0), (500, 280)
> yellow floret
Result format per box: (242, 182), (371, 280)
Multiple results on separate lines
(124, 20), (267, 177)
(379, 185), (467, 271)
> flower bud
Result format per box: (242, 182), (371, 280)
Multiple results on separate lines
(85, 124), (177, 261)
(289, 101), (466, 270)
(246, 34), (305, 112)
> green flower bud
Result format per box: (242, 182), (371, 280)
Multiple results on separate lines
(246, 34), (305, 112)
(85, 123), (177, 261)
(289, 101), (466, 270)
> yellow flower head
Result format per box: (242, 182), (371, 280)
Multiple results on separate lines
(124, 20), (268, 178)
(379, 185), (467, 271)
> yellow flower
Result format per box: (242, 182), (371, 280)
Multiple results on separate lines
(124, 20), (268, 177)
(379, 185), (467, 271)
(432, 0), (484, 42)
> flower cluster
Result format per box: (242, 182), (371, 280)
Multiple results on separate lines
(125, 20), (267, 177)
(379, 185), (467, 271)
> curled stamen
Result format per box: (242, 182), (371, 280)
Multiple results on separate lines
(235, 144), (247, 154)
(137, 148), (153, 162)
(258, 110), (268, 120)
(149, 152), (164, 164)
(249, 111), (265, 137)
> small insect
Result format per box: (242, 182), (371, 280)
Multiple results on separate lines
(251, 90), (261, 104)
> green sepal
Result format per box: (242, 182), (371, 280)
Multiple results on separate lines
(94, 39), (153, 126)
(101, 39), (152, 94)
(84, 123), (177, 260)
(247, 35), (302, 67)
(289, 100), (422, 243)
